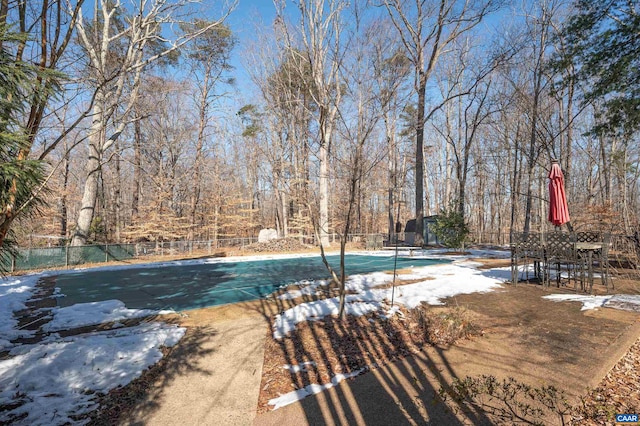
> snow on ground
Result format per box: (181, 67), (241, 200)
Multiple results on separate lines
(0, 274), (42, 349)
(277, 279), (329, 300)
(43, 299), (175, 332)
(273, 296), (384, 339)
(543, 293), (640, 311)
(1, 322), (184, 426)
(282, 361), (317, 373)
(0, 272), (184, 426)
(272, 259), (506, 340)
(268, 366), (368, 410)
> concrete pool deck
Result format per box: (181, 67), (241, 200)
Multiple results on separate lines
(123, 303), (267, 425)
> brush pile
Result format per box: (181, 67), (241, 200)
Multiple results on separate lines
(244, 238), (313, 253)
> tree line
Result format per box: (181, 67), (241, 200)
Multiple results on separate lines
(1, 0), (638, 252)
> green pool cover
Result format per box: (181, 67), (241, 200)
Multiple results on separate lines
(55, 254), (448, 311)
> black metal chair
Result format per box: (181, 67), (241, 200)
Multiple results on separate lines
(593, 232), (612, 291)
(544, 231), (579, 288)
(511, 232), (544, 285)
(576, 231), (612, 292)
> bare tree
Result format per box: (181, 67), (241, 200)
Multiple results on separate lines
(383, 0), (498, 246)
(434, 42), (501, 218)
(182, 21), (236, 234)
(370, 19), (412, 241)
(275, 0), (347, 247)
(319, 2), (384, 317)
(71, 0), (235, 246)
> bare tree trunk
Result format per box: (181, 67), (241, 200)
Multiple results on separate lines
(523, 69), (543, 234)
(114, 140), (121, 241)
(318, 140), (331, 245)
(509, 120), (522, 235)
(414, 72), (426, 246)
(59, 147), (70, 242)
(131, 117), (142, 220)
(387, 123), (396, 239)
(600, 134), (611, 204)
(281, 191), (288, 237)
(190, 72), (210, 230)
(72, 98), (105, 246)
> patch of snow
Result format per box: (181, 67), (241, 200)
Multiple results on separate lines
(268, 367), (367, 410)
(380, 305), (401, 319)
(543, 294), (610, 311)
(543, 293), (640, 311)
(278, 280), (328, 300)
(390, 264), (501, 309)
(43, 300), (163, 332)
(273, 261), (503, 339)
(0, 274), (42, 349)
(273, 296), (382, 339)
(282, 361), (317, 373)
(0, 322), (184, 425)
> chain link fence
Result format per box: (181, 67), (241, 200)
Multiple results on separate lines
(7, 231), (635, 274)
(2, 234), (395, 273)
(1, 244), (136, 272)
(1, 238), (261, 273)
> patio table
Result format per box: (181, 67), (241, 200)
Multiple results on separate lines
(511, 232), (609, 292)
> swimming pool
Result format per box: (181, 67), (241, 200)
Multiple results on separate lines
(54, 254), (448, 311)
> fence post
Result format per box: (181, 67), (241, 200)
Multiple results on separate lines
(65, 246), (69, 269)
(11, 252), (15, 273)
(105, 244), (109, 263)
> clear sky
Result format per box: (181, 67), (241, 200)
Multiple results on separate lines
(219, 0), (511, 111)
(225, 0), (279, 99)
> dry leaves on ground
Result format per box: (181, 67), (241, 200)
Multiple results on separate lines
(257, 304), (482, 413)
(570, 337), (640, 425)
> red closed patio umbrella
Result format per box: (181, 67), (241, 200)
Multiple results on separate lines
(548, 160), (570, 227)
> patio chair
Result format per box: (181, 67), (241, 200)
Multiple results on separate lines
(544, 231), (579, 288)
(576, 231), (612, 292)
(575, 231), (599, 291)
(511, 232), (544, 285)
(593, 232), (612, 291)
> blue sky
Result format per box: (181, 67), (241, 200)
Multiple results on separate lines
(225, 1), (279, 98)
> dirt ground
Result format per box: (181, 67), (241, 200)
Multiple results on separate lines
(251, 266), (640, 425)
(33, 253), (640, 425)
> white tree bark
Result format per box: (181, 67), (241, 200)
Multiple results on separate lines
(70, 0), (234, 246)
(278, 0), (346, 247)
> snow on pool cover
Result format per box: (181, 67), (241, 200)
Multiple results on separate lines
(54, 254), (450, 311)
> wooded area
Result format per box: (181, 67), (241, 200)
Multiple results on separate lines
(1, 0), (639, 250)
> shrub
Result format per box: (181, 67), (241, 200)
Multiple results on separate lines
(431, 202), (469, 250)
(408, 304), (480, 346)
(438, 375), (571, 425)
